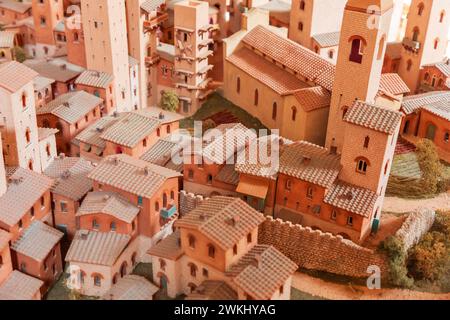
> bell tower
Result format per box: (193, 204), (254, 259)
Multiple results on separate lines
(325, 0), (394, 153)
(32, 0), (64, 57)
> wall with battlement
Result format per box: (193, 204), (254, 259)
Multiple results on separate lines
(395, 208), (436, 252)
(179, 190), (209, 216)
(258, 217), (388, 278)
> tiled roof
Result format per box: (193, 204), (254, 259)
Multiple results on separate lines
(4, 16), (34, 30)
(226, 245), (297, 300)
(0, 31), (15, 48)
(88, 154), (180, 198)
(423, 103), (450, 121)
(33, 75), (55, 92)
(344, 101), (403, 135)
(73, 114), (124, 149)
(140, 138), (179, 165)
(128, 56), (139, 67)
(312, 31), (340, 48)
(24, 59), (83, 82)
(379, 73), (410, 95)
(293, 86), (331, 112)
(324, 182), (378, 217)
(385, 42), (403, 60)
(235, 135), (292, 180)
(100, 112), (161, 148)
(0, 271), (43, 300)
(401, 91), (450, 114)
(174, 197), (265, 250)
(102, 275), (159, 300)
(141, 0), (165, 13)
(77, 191), (140, 224)
(241, 25), (335, 91)
(0, 229), (11, 251)
(75, 70), (114, 89)
(136, 107), (184, 125)
(37, 91), (102, 124)
(0, 61), (38, 93)
(0, 168), (53, 228)
(186, 281), (238, 300)
(423, 61), (450, 77)
(216, 164), (240, 186)
(37, 127), (58, 142)
(227, 47), (309, 95)
(279, 141), (341, 188)
(11, 221), (63, 262)
(65, 230), (131, 266)
(43, 156), (94, 201)
(147, 230), (184, 260)
(0, 0), (32, 13)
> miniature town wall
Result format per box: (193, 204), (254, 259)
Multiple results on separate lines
(179, 190), (208, 216)
(395, 208), (436, 253)
(258, 217), (388, 278)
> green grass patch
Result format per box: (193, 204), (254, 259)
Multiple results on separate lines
(290, 287), (327, 300)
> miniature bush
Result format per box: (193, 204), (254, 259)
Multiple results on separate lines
(159, 90), (179, 112)
(381, 236), (414, 288)
(13, 46), (27, 63)
(416, 139), (444, 194)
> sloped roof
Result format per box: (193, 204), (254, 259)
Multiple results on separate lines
(293, 86), (331, 112)
(0, 31), (15, 48)
(65, 230), (131, 266)
(0, 271), (43, 300)
(226, 245), (297, 300)
(141, 0), (165, 14)
(43, 156), (94, 201)
(344, 101), (403, 135)
(0, 0), (32, 14)
(77, 191), (140, 224)
(0, 61), (38, 93)
(401, 91), (450, 114)
(73, 114), (124, 149)
(37, 91), (103, 124)
(379, 73), (410, 95)
(186, 281), (238, 300)
(88, 154), (180, 198)
(423, 103), (450, 121)
(147, 230), (184, 260)
(75, 70), (114, 89)
(174, 197), (265, 250)
(102, 275), (159, 300)
(37, 127), (58, 142)
(24, 59), (83, 82)
(11, 221), (63, 262)
(312, 31), (340, 48)
(0, 168), (53, 228)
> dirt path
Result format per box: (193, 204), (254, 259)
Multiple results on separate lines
(292, 272), (450, 300)
(383, 191), (450, 213)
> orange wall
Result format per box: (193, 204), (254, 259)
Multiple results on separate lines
(78, 213), (138, 239)
(417, 109), (450, 152)
(0, 245), (13, 285)
(52, 194), (82, 240)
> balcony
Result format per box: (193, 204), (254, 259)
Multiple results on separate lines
(160, 205), (177, 219)
(402, 37), (421, 53)
(143, 12), (169, 31)
(145, 54), (160, 66)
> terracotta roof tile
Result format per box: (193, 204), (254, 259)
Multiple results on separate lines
(401, 91), (450, 114)
(312, 31), (340, 48)
(147, 230), (184, 260)
(102, 275), (159, 300)
(0, 168), (53, 228)
(186, 281), (238, 300)
(0, 271), (43, 300)
(379, 73), (410, 95)
(293, 86), (331, 112)
(216, 164), (239, 186)
(11, 221), (63, 262)
(423, 103), (450, 121)
(37, 127), (58, 141)
(33, 75), (55, 92)
(174, 197), (265, 250)
(424, 61), (450, 77)
(65, 230), (130, 266)
(44, 156), (94, 200)
(0, 0), (32, 14)
(0, 61), (38, 92)
(324, 182), (378, 217)
(279, 141), (341, 188)
(88, 154), (180, 198)
(75, 70), (114, 89)
(77, 191), (140, 224)
(241, 25), (335, 91)
(344, 101), (403, 135)
(225, 245), (297, 300)
(100, 112), (161, 148)
(24, 59), (83, 83)
(73, 114), (124, 149)
(0, 31), (15, 48)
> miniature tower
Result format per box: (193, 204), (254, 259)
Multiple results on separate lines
(0, 62), (42, 173)
(288, 0), (346, 48)
(80, 0), (132, 112)
(397, 0), (450, 93)
(174, 0), (215, 116)
(0, 132), (7, 197)
(65, 13), (87, 68)
(31, 0), (64, 57)
(325, 0), (394, 153)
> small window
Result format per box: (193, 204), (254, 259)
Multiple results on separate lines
(349, 38), (364, 63)
(202, 268), (209, 278)
(444, 132), (449, 143)
(110, 222), (116, 231)
(94, 275), (101, 287)
(440, 10), (445, 23)
(356, 158), (369, 174)
(22, 93), (27, 108)
(300, 0), (305, 10)
(331, 210), (337, 220)
(188, 235), (196, 248)
(159, 259), (166, 270)
(189, 264), (197, 277)
(417, 3), (424, 16)
(207, 174), (213, 185)
(188, 170), (194, 180)
(247, 232), (252, 243)
(328, 50), (334, 59)
(208, 244), (215, 258)
(138, 196), (143, 206)
(254, 89), (259, 106)
(291, 106), (297, 121)
(364, 136), (370, 149)
(407, 59), (413, 71)
(306, 187), (313, 199)
(285, 179), (292, 191)
(434, 38), (439, 50)
(347, 216), (354, 226)
(236, 77), (241, 93)
(233, 244), (238, 255)
(298, 22), (303, 31)
(60, 201), (68, 212)
(272, 102), (277, 120)
(92, 219), (100, 230)
(280, 285), (284, 294)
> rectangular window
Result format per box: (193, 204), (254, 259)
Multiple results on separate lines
(347, 216), (353, 226)
(138, 196), (143, 206)
(60, 201), (68, 213)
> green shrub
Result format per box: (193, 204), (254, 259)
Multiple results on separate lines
(416, 139), (444, 194)
(159, 90), (179, 112)
(381, 236), (414, 288)
(13, 46), (27, 63)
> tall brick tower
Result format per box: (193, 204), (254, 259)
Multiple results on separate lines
(80, 0), (132, 112)
(397, 0), (450, 93)
(0, 132), (7, 197)
(325, 0), (394, 153)
(174, 0), (215, 116)
(32, 0), (64, 57)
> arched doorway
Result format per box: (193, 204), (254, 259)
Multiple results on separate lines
(426, 123), (437, 141)
(403, 120), (410, 134)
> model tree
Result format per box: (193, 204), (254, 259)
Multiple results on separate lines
(416, 139), (444, 194)
(13, 46), (27, 63)
(159, 90), (179, 112)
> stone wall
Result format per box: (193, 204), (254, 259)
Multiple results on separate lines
(258, 217), (388, 278)
(179, 190), (208, 216)
(395, 208), (436, 252)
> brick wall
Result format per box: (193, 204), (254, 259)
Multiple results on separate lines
(395, 208), (436, 252)
(179, 190), (208, 216)
(258, 217), (388, 278)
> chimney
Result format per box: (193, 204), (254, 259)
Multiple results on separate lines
(228, 215), (240, 227)
(59, 153), (66, 159)
(61, 170), (71, 180)
(111, 157), (119, 165)
(143, 167), (150, 176)
(80, 230), (89, 240)
(251, 254), (261, 268)
(302, 156), (311, 165)
(158, 112), (165, 120)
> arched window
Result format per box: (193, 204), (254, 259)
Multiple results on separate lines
(434, 38), (439, 49)
(300, 0), (305, 10)
(440, 10), (445, 23)
(272, 102), (277, 120)
(163, 193), (168, 208)
(298, 22), (303, 31)
(236, 77), (240, 93)
(356, 157), (370, 174)
(349, 36), (365, 64)
(233, 244), (238, 255)
(424, 72), (430, 81)
(363, 136), (370, 149)
(94, 275), (102, 287)
(247, 232), (252, 243)
(166, 125), (171, 134)
(188, 234), (196, 248)
(170, 190), (175, 200)
(254, 89), (259, 106)
(188, 263), (197, 277)
(74, 32), (79, 41)
(407, 59), (413, 71)
(28, 160), (33, 171)
(328, 50), (334, 59)
(417, 3), (424, 16)
(412, 27), (420, 42)
(22, 93), (27, 107)
(25, 128), (31, 143)
(291, 106), (297, 121)
(208, 244), (215, 258)
(377, 36), (385, 60)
